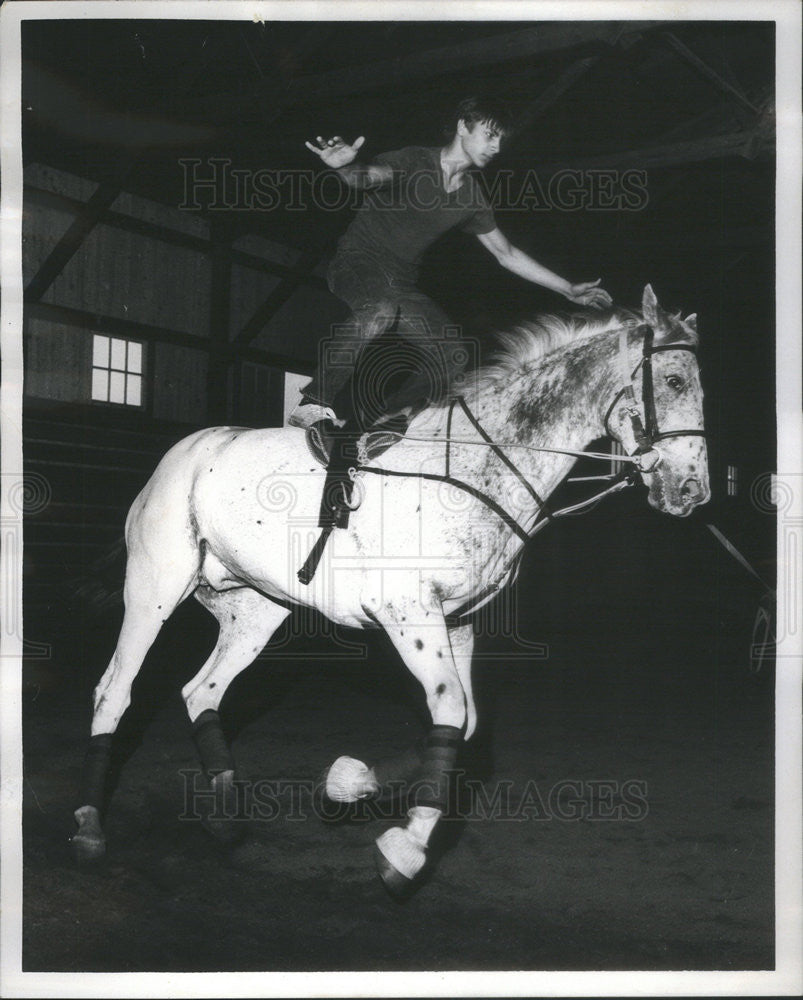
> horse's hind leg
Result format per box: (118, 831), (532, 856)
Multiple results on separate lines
(181, 587), (291, 839)
(72, 514), (200, 860)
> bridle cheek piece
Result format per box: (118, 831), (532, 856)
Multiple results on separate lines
(604, 324), (705, 474)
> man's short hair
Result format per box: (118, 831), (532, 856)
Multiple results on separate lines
(445, 96), (516, 138)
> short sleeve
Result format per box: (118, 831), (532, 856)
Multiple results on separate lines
(373, 147), (419, 177)
(460, 180), (497, 236)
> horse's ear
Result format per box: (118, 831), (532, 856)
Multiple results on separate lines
(642, 284), (660, 328)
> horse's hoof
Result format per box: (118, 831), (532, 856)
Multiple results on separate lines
(200, 770), (245, 844)
(374, 827), (425, 900)
(325, 756), (378, 803)
(70, 831), (106, 861)
(72, 805), (106, 861)
(374, 844), (416, 900)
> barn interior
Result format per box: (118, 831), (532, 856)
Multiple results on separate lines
(17, 16), (776, 973)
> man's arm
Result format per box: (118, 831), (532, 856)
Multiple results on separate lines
(477, 227), (613, 309)
(305, 135), (393, 190)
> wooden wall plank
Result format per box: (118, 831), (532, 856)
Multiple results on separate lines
(24, 319), (90, 402)
(152, 343), (208, 424)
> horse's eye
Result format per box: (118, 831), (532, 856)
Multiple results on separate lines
(665, 374), (684, 391)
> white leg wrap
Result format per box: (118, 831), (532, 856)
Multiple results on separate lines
(325, 756), (379, 802)
(375, 826), (427, 881)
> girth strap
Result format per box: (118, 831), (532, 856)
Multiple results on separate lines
(297, 525), (334, 586)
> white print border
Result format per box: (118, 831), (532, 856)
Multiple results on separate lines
(1, 2), (801, 999)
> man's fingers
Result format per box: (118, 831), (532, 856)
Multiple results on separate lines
(572, 283), (612, 309)
(307, 134), (365, 154)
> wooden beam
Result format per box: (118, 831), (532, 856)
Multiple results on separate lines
(649, 104), (739, 146)
(662, 31), (760, 117)
(23, 47), (217, 304)
(506, 55), (601, 149)
(188, 21), (667, 119)
(24, 184), (329, 290)
(229, 239), (334, 352)
(533, 129), (774, 174)
(24, 180), (129, 302)
(25, 300), (312, 373)
(26, 301), (203, 351)
(207, 221), (233, 423)
(230, 245), (326, 291)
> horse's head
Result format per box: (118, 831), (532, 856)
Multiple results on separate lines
(606, 285), (710, 517)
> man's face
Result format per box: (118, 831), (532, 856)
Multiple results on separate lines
(458, 119), (504, 167)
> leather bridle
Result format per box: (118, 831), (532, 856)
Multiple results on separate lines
(603, 324), (706, 471)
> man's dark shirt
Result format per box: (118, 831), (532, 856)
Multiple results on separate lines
(337, 146), (496, 282)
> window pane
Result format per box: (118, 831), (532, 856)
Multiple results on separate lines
(109, 370), (125, 404)
(110, 338), (126, 370)
(92, 335), (109, 367)
(127, 341), (142, 374)
(126, 373), (142, 406)
(91, 367), (108, 401)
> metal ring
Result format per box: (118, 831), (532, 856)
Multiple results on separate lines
(636, 449), (662, 473)
(340, 477), (365, 511)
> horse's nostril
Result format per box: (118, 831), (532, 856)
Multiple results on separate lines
(682, 477), (702, 500)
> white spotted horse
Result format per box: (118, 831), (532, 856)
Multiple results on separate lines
(72, 286), (709, 896)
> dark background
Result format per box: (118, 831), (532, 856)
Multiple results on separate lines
(18, 16), (776, 972)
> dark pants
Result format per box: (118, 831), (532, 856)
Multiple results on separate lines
(304, 251), (470, 427)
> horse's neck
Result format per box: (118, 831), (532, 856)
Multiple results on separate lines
(408, 330), (620, 522)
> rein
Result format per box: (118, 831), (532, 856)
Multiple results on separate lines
(298, 322), (706, 588)
(362, 322), (706, 539)
(401, 325), (704, 471)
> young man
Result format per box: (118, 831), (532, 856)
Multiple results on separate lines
(291, 97), (612, 433)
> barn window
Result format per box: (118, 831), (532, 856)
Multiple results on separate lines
(91, 335), (143, 406)
(727, 464), (739, 497)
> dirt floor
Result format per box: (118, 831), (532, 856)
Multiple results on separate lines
(21, 572), (774, 974)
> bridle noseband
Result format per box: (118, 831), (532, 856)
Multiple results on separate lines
(604, 324), (705, 471)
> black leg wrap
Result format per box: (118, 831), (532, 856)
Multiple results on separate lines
(373, 738), (427, 791)
(413, 724), (462, 811)
(192, 709), (234, 776)
(79, 733), (113, 810)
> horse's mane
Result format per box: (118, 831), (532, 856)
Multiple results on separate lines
(443, 306), (639, 407)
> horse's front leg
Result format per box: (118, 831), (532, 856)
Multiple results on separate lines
(324, 620), (476, 805)
(370, 608), (467, 896)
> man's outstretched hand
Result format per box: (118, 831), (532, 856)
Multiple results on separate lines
(305, 135), (365, 169)
(565, 279), (613, 309)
